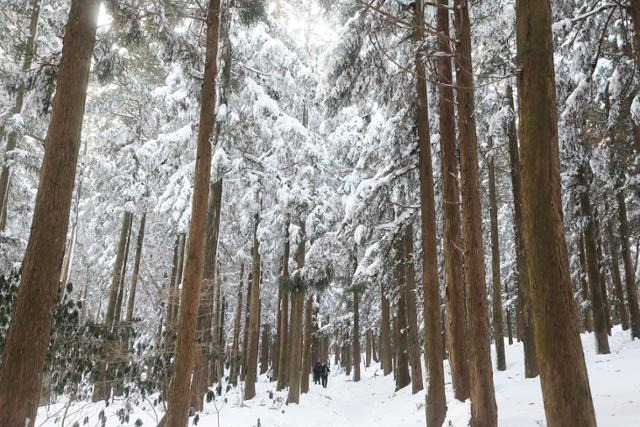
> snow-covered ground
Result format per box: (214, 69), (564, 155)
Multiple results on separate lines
(37, 327), (640, 426)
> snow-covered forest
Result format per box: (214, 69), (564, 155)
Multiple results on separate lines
(0, 0), (640, 425)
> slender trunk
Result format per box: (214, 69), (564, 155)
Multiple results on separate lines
(240, 271), (253, 380)
(114, 214), (133, 325)
(171, 233), (187, 329)
(578, 169), (610, 354)
(365, 329), (372, 368)
(301, 294), (313, 391)
(229, 264), (244, 386)
(453, 0), (497, 423)
(578, 234), (594, 332)
(260, 324), (270, 375)
(435, 0), (470, 402)
(0, 2), (101, 424)
(516, 0), (597, 423)
(606, 216), (630, 329)
(488, 136), (506, 371)
(394, 240), (411, 391)
(595, 224), (612, 334)
(617, 190), (640, 339)
(287, 223), (305, 404)
(352, 291), (361, 382)
(402, 226), (423, 393)
(380, 283), (392, 375)
(273, 288), (282, 380)
(244, 214), (262, 400)
(126, 213), (146, 322)
(506, 84), (538, 377)
(0, 0), (41, 231)
(276, 222), (291, 390)
(163, 0), (221, 423)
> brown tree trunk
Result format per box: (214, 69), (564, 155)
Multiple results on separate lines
(171, 233), (187, 329)
(244, 214), (262, 400)
(240, 271), (253, 380)
(578, 169), (610, 354)
(380, 282), (392, 375)
(260, 323), (270, 375)
(287, 224), (305, 404)
(595, 225), (612, 335)
(276, 222), (291, 390)
(453, 0), (497, 423)
(578, 234), (594, 332)
(516, 0), (597, 424)
(605, 216), (630, 329)
(114, 214), (133, 325)
(273, 288), (282, 380)
(506, 84), (539, 377)
(163, 0), (221, 423)
(365, 329), (372, 368)
(488, 136), (506, 371)
(301, 294), (313, 391)
(394, 240), (411, 391)
(125, 212), (146, 322)
(352, 290), (361, 382)
(435, 0), (470, 402)
(414, 2), (447, 423)
(229, 264), (244, 386)
(0, 0), (41, 231)
(617, 190), (640, 339)
(402, 226), (423, 393)
(0, 2), (101, 424)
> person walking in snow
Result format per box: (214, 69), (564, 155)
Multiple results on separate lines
(313, 362), (322, 385)
(320, 363), (330, 388)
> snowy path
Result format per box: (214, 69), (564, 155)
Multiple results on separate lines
(38, 327), (640, 426)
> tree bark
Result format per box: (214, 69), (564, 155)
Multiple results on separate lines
(380, 282), (392, 376)
(276, 222), (291, 390)
(435, 0), (470, 402)
(0, 2), (101, 424)
(260, 323), (270, 375)
(578, 169), (610, 354)
(506, 84), (538, 377)
(394, 239), (411, 391)
(488, 136), (506, 371)
(578, 234), (594, 332)
(244, 214), (262, 400)
(605, 216), (630, 330)
(352, 290), (361, 382)
(287, 223), (305, 404)
(402, 225), (423, 393)
(0, 0), (41, 231)
(126, 212), (146, 322)
(301, 294), (313, 391)
(229, 264), (244, 386)
(516, 0), (598, 424)
(617, 189), (640, 339)
(453, 0), (497, 423)
(163, 0), (221, 423)
(365, 329), (372, 368)
(114, 214), (133, 325)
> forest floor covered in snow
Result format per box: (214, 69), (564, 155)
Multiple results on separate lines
(37, 327), (640, 426)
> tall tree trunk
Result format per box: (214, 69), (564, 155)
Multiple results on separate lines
(402, 225), (423, 393)
(595, 223), (612, 335)
(171, 233), (187, 329)
(0, 0), (41, 231)
(578, 169), (610, 354)
(301, 294), (313, 391)
(163, 0), (221, 423)
(578, 234), (594, 332)
(229, 264), (244, 386)
(287, 223), (305, 404)
(0, 2), (101, 424)
(415, 1), (447, 423)
(273, 288), (282, 380)
(394, 239), (411, 391)
(617, 189), (640, 339)
(380, 282), (392, 375)
(114, 215), (133, 325)
(276, 222), (291, 390)
(365, 329), (372, 368)
(488, 136), (506, 371)
(240, 271), (253, 380)
(605, 216), (630, 329)
(435, 0), (470, 402)
(506, 84), (538, 377)
(516, 0), (597, 424)
(260, 323), (270, 375)
(453, 0), (497, 423)
(352, 290), (361, 382)
(125, 212), (146, 322)
(244, 214), (262, 400)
